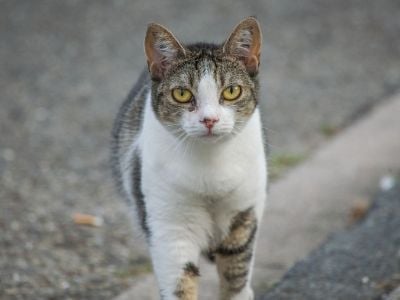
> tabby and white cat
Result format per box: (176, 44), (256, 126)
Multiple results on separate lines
(112, 17), (267, 300)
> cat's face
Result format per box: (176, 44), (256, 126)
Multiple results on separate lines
(145, 18), (262, 142)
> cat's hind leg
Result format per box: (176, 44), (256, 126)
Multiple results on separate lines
(215, 208), (258, 300)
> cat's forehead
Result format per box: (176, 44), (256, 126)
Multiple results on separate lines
(164, 56), (214, 87)
(167, 55), (249, 88)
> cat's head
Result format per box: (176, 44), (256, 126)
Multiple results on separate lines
(144, 17), (262, 142)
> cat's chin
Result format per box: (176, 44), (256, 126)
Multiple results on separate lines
(191, 132), (233, 144)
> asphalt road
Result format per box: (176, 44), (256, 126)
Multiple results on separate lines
(1, 1), (400, 299)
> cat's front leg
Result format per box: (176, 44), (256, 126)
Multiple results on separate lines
(149, 228), (201, 300)
(215, 207), (258, 300)
(147, 204), (210, 300)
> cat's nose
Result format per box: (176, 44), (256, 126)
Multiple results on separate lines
(200, 117), (219, 129)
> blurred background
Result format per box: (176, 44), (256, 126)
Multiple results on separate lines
(1, 0), (400, 299)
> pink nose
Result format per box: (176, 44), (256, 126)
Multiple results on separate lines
(200, 117), (219, 129)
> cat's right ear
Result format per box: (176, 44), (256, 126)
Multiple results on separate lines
(144, 23), (186, 80)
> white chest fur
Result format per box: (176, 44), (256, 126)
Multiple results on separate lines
(138, 93), (267, 206)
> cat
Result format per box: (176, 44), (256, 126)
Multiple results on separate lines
(111, 17), (267, 300)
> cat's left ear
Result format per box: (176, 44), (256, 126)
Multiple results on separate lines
(223, 17), (262, 75)
(145, 23), (186, 80)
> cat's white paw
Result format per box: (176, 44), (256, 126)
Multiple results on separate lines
(230, 287), (254, 300)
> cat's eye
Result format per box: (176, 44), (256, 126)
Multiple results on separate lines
(172, 88), (193, 103)
(222, 85), (242, 101)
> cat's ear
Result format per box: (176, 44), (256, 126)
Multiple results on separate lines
(223, 17), (262, 75)
(144, 23), (186, 80)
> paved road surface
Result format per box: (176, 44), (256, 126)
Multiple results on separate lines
(1, 1), (399, 299)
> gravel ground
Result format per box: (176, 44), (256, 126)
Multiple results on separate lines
(1, 1), (400, 299)
(260, 177), (400, 300)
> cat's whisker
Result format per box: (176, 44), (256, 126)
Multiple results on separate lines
(166, 132), (187, 156)
(261, 125), (278, 135)
(181, 135), (192, 159)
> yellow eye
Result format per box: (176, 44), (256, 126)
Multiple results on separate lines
(222, 85), (242, 101)
(172, 88), (192, 103)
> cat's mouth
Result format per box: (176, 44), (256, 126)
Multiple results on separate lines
(203, 132), (221, 138)
(203, 127), (222, 138)
(181, 124), (235, 142)
(193, 130), (233, 143)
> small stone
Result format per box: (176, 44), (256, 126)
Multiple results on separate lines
(362, 276), (370, 284)
(380, 175), (396, 191)
(61, 281), (70, 290)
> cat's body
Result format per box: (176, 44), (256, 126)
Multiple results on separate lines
(112, 18), (267, 300)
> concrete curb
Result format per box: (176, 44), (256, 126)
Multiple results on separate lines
(261, 180), (400, 300)
(388, 287), (400, 300)
(114, 93), (400, 299)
